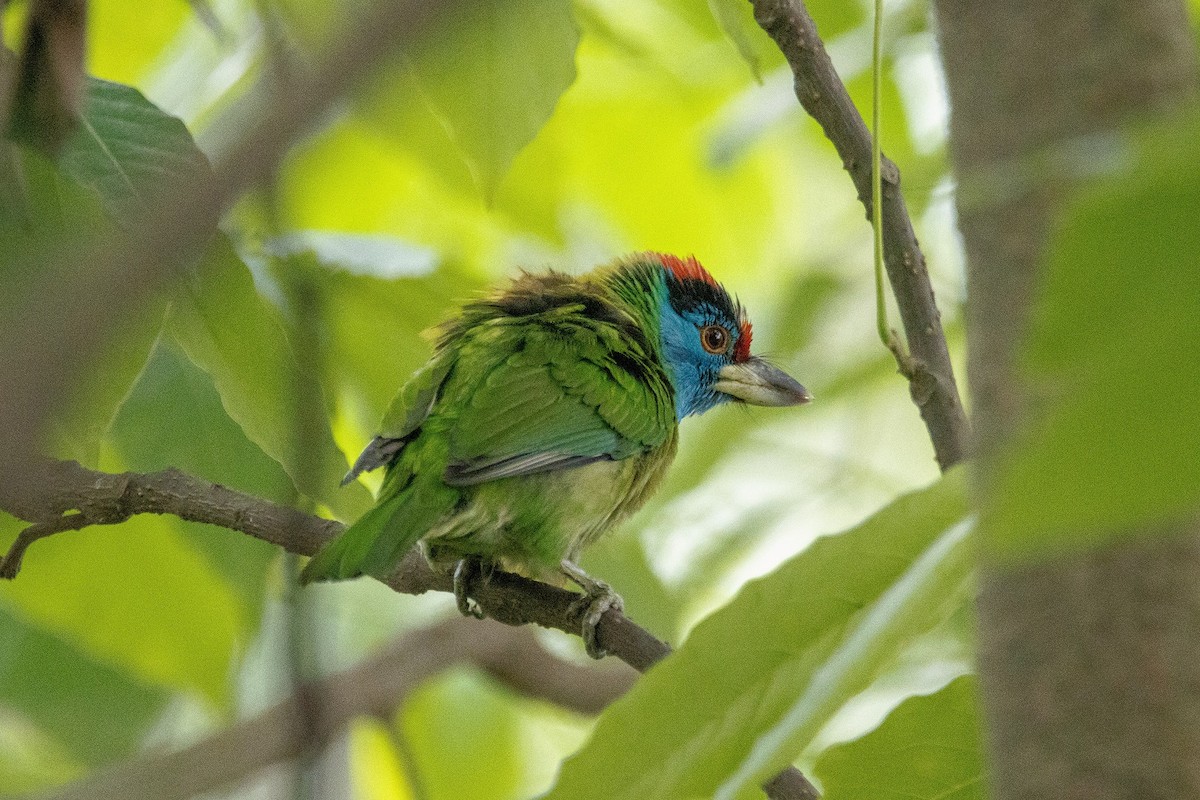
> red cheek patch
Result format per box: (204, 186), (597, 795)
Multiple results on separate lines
(735, 320), (753, 362)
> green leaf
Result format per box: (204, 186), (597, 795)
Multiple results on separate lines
(985, 112), (1200, 559)
(815, 676), (985, 800)
(399, 669), (528, 800)
(0, 511), (244, 708)
(88, 0), (190, 85)
(0, 149), (166, 465)
(52, 299), (166, 466)
(0, 603), (168, 766)
(707, 0), (764, 82)
(545, 470), (969, 800)
(166, 236), (371, 520)
(358, 0), (579, 198)
(59, 77), (210, 224)
(0, 716), (83, 795)
(313, 261), (484, 432)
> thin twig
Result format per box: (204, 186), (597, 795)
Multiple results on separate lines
(749, 0), (970, 471)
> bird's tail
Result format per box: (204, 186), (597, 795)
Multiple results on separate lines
(299, 475), (457, 585)
(299, 491), (408, 584)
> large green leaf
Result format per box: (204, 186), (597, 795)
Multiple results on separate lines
(0, 511), (243, 708)
(815, 676), (985, 800)
(545, 470), (969, 800)
(166, 236), (371, 520)
(59, 77), (210, 224)
(357, 0), (579, 198)
(0, 604), (167, 767)
(985, 113), (1200, 559)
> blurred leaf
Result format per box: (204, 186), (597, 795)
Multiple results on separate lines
(0, 602), (167, 766)
(348, 718), (414, 800)
(0, 148), (162, 465)
(545, 470), (969, 800)
(768, 269), (846, 357)
(582, 532), (678, 641)
(358, 0), (579, 198)
(802, 0), (868, 40)
(52, 299), (165, 466)
(815, 676), (985, 800)
(0, 713), (83, 794)
(167, 235), (371, 519)
(59, 77), (210, 224)
(706, 0), (764, 82)
(986, 112), (1200, 559)
(0, 511), (243, 708)
(107, 339), (287, 620)
(400, 669), (527, 800)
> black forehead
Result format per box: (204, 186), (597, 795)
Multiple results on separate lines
(664, 274), (737, 322)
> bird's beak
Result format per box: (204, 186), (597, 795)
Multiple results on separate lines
(714, 357), (812, 407)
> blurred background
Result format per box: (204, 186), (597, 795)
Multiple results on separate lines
(0, 0), (1009, 796)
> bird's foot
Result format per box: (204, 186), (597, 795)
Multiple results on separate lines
(452, 557), (494, 619)
(561, 559), (623, 659)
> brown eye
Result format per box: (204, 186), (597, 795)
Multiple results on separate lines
(700, 324), (730, 355)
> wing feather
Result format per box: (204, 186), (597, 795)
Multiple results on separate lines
(443, 319), (672, 485)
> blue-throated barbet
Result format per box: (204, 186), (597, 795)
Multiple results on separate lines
(300, 252), (810, 656)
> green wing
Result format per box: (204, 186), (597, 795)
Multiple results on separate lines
(443, 321), (673, 485)
(340, 354), (454, 485)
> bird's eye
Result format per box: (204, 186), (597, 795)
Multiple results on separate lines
(700, 324), (730, 355)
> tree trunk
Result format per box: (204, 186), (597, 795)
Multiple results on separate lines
(931, 2), (1199, 798)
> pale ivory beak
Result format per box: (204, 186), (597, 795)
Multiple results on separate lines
(714, 357), (812, 406)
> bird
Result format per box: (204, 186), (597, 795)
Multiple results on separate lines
(300, 252), (810, 656)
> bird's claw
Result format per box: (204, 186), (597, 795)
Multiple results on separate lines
(562, 560), (624, 659)
(453, 557), (491, 619)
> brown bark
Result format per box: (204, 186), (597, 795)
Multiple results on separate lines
(932, 1), (1199, 798)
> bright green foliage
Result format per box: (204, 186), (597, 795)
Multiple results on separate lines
(815, 676), (985, 800)
(984, 112), (1200, 560)
(545, 471), (968, 800)
(707, 0), (768, 82)
(399, 670), (530, 800)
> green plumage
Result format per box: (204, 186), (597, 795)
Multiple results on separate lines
(300, 258), (679, 586)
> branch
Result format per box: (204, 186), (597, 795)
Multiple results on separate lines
(0, 460), (820, 800)
(28, 617), (637, 800)
(749, 0), (970, 471)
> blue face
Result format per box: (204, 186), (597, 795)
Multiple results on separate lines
(657, 276), (747, 420)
